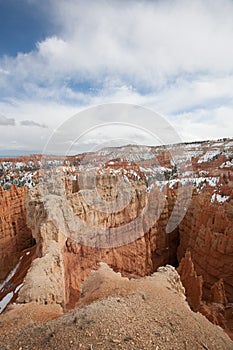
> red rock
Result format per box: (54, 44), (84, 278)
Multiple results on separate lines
(177, 193), (233, 302)
(0, 139), (233, 338)
(0, 185), (33, 281)
(210, 279), (228, 306)
(177, 250), (203, 311)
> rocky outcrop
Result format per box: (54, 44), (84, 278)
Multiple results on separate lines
(177, 191), (233, 302)
(17, 241), (65, 306)
(177, 250), (203, 311)
(178, 248), (232, 338)
(21, 166), (189, 309)
(0, 245), (37, 314)
(18, 173), (169, 308)
(0, 185), (34, 281)
(210, 278), (228, 305)
(0, 139), (233, 338)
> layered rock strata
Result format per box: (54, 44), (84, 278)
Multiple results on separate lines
(0, 185), (34, 281)
(0, 139), (232, 339)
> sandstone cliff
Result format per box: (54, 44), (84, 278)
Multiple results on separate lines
(0, 139), (232, 339)
(177, 188), (233, 302)
(0, 185), (34, 281)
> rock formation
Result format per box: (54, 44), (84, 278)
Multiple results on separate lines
(178, 248), (232, 337)
(177, 250), (203, 311)
(210, 278), (228, 305)
(0, 185), (34, 281)
(1, 263), (232, 350)
(0, 138), (232, 339)
(177, 190), (233, 302)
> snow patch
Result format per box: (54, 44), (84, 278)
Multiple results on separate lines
(0, 260), (22, 292)
(0, 292), (14, 313)
(220, 160), (233, 168)
(0, 283), (24, 314)
(14, 283), (24, 294)
(148, 176), (220, 192)
(211, 194), (229, 204)
(212, 142), (224, 147)
(198, 150), (220, 164)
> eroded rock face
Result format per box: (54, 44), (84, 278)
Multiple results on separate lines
(177, 190), (233, 302)
(210, 278), (228, 305)
(0, 185), (33, 281)
(177, 250), (203, 311)
(17, 241), (65, 306)
(178, 249), (233, 338)
(21, 173), (177, 308)
(0, 139), (233, 337)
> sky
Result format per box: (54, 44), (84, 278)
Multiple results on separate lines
(0, 0), (233, 155)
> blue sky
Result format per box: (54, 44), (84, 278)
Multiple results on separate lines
(0, 0), (53, 56)
(0, 0), (233, 154)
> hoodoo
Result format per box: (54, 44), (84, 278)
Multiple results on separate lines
(0, 139), (233, 345)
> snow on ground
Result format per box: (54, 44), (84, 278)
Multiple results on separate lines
(0, 258), (22, 292)
(1, 140), (233, 191)
(0, 292), (14, 313)
(139, 166), (152, 173)
(176, 176), (220, 189)
(211, 194), (229, 204)
(129, 169), (141, 180)
(181, 171), (194, 177)
(183, 143), (202, 149)
(220, 160), (233, 168)
(0, 162), (13, 171)
(197, 150), (221, 164)
(212, 142), (224, 147)
(15, 162), (24, 169)
(0, 283), (24, 314)
(97, 146), (156, 162)
(199, 170), (209, 176)
(14, 283), (23, 294)
(173, 149), (203, 164)
(148, 176), (220, 192)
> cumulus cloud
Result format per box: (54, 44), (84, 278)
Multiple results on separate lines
(0, 0), (233, 151)
(0, 115), (15, 125)
(20, 120), (47, 128)
(1, 0), (233, 95)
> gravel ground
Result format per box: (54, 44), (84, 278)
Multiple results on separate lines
(0, 266), (232, 350)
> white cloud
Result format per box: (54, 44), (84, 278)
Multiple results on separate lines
(0, 115), (15, 126)
(0, 0), (233, 151)
(0, 100), (79, 152)
(172, 106), (233, 142)
(1, 0), (233, 92)
(0, 68), (10, 75)
(20, 120), (48, 128)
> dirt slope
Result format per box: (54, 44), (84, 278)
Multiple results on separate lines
(0, 264), (232, 350)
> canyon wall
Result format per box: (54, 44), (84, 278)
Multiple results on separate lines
(0, 185), (33, 281)
(18, 173), (179, 308)
(0, 140), (232, 336)
(177, 184), (233, 302)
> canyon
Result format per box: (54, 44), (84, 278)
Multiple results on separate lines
(0, 138), (233, 346)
